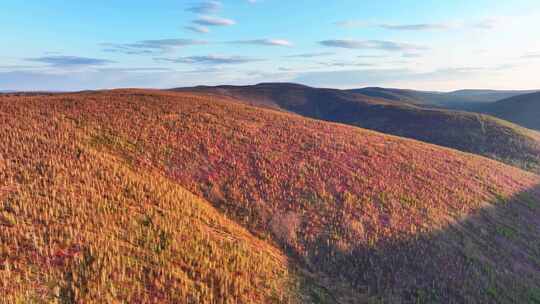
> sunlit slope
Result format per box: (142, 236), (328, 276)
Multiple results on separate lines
(176, 83), (540, 174)
(0, 98), (302, 303)
(1, 90), (540, 303)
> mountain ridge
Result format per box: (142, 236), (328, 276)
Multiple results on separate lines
(173, 83), (540, 174)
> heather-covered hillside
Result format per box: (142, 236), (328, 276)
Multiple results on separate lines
(2, 90), (538, 302)
(177, 83), (540, 174)
(0, 94), (304, 303)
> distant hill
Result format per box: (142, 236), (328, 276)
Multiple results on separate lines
(481, 92), (540, 131)
(3, 90), (539, 302)
(349, 87), (538, 110)
(175, 83), (540, 173)
(446, 89), (538, 103)
(348, 87), (448, 106)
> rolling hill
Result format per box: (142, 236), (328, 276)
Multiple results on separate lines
(175, 83), (540, 174)
(2, 90), (539, 303)
(0, 95), (304, 303)
(481, 92), (540, 131)
(448, 89), (538, 103)
(349, 87), (538, 110)
(348, 87), (451, 107)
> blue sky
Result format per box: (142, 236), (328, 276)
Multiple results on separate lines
(1, 0), (540, 91)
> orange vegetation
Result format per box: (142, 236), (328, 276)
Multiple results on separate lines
(1, 90), (539, 303)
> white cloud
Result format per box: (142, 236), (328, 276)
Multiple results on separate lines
(155, 55), (263, 65)
(193, 16), (236, 26)
(26, 56), (115, 67)
(379, 23), (453, 31)
(284, 52), (334, 58)
(186, 1), (222, 14)
(102, 39), (207, 55)
(185, 25), (210, 34)
(320, 40), (428, 52)
(230, 39), (293, 47)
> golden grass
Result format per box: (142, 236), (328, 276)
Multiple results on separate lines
(1, 90), (540, 302)
(0, 101), (300, 303)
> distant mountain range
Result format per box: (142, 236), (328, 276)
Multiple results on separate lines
(346, 86), (540, 132)
(480, 92), (540, 131)
(348, 87), (538, 110)
(174, 83), (540, 173)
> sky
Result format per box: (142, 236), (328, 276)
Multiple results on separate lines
(1, 0), (540, 91)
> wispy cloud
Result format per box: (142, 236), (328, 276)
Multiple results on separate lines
(229, 39), (293, 47)
(278, 67), (294, 72)
(185, 25), (210, 34)
(186, 1), (222, 14)
(102, 39), (207, 55)
(334, 20), (452, 30)
(318, 61), (376, 68)
(320, 39), (428, 52)
(335, 19), (501, 31)
(521, 53), (540, 59)
(402, 53), (423, 58)
(0, 65), (42, 70)
(357, 55), (388, 58)
(284, 52), (334, 58)
(473, 18), (499, 29)
(26, 56), (114, 67)
(334, 20), (371, 28)
(193, 16), (236, 26)
(96, 67), (172, 73)
(379, 23), (452, 31)
(155, 55), (263, 65)
(184, 1), (233, 34)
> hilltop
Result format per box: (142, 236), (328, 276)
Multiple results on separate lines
(481, 91), (540, 131)
(2, 90), (539, 303)
(175, 83), (540, 173)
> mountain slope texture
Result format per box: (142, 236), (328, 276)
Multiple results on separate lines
(1, 90), (540, 303)
(482, 91), (540, 131)
(349, 87), (538, 109)
(176, 83), (540, 174)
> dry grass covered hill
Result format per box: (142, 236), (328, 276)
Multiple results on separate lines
(1, 90), (539, 303)
(176, 83), (540, 174)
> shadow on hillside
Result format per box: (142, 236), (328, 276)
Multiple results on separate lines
(301, 185), (540, 303)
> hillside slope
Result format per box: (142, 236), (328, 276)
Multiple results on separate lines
(448, 89), (538, 103)
(176, 83), (540, 173)
(0, 97), (304, 303)
(482, 92), (540, 131)
(4, 90), (539, 302)
(349, 87), (449, 106)
(350, 87), (538, 110)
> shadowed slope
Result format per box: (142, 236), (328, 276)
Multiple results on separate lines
(176, 83), (540, 173)
(0, 96), (304, 303)
(324, 184), (540, 303)
(482, 91), (540, 131)
(10, 89), (540, 302)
